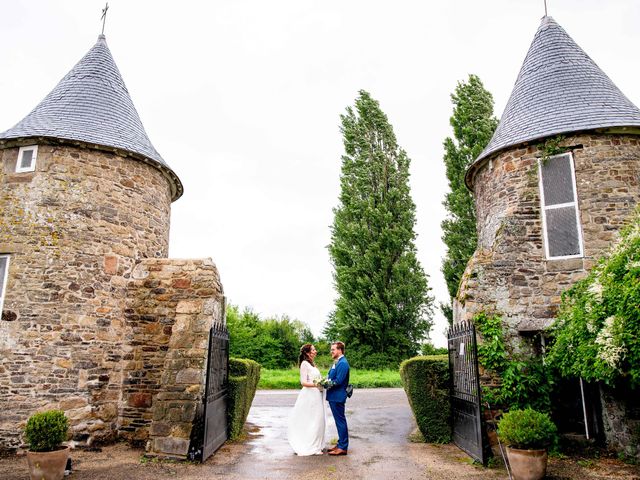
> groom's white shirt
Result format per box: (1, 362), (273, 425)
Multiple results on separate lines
(330, 355), (344, 370)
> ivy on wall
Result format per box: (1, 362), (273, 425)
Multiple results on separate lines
(474, 312), (552, 412)
(538, 135), (567, 165)
(547, 208), (640, 387)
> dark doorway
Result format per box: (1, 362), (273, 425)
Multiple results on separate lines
(551, 377), (603, 443)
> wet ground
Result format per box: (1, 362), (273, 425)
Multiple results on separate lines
(2, 388), (639, 479)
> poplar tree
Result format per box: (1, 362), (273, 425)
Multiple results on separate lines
(441, 75), (498, 323)
(326, 90), (433, 367)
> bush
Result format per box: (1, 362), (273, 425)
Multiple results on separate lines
(399, 356), (451, 443)
(497, 408), (557, 450)
(227, 358), (261, 440)
(24, 410), (69, 452)
(547, 209), (640, 387)
(474, 312), (552, 412)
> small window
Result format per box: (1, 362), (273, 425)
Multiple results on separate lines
(16, 145), (38, 172)
(0, 255), (9, 313)
(539, 152), (584, 259)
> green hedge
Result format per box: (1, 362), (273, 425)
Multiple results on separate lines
(228, 357), (261, 440)
(399, 355), (451, 443)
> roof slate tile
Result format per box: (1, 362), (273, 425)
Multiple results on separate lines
(470, 17), (640, 181)
(0, 35), (183, 200)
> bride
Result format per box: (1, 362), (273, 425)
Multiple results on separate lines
(287, 343), (326, 455)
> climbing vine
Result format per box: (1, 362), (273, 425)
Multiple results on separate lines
(538, 135), (567, 165)
(547, 208), (640, 387)
(474, 312), (552, 412)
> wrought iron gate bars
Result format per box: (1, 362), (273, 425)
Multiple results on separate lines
(201, 321), (229, 462)
(447, 320), (490, 465)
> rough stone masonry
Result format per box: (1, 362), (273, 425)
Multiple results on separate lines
(0, 142), (224, 458)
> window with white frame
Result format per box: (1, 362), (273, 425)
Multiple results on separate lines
(0, 255), (9, 314)
(538, 152), (584, 259)
(16, 145), (38, 173)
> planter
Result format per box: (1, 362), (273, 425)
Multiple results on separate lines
(26, 445), (70, 480)
(506, 446), (548, 480)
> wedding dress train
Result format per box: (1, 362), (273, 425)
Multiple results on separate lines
(287, 360), (326, 455)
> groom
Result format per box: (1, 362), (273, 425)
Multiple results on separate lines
(325, 341), (350, 456)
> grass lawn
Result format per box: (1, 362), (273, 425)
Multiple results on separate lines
(258, 367), (403, 389)
(256, 355), (447, 389)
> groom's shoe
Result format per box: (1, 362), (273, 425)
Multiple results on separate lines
(327, 446), (338, 452)
(328, 448), (347, 456)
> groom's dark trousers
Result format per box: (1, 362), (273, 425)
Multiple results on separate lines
(326, 355), (350, 451)
(329, 401), (348, 450)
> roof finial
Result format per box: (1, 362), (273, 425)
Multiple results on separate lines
(544, 0), (548, 17)
(101, 2), (109, 36)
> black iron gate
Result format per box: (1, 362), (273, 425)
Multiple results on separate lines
(447, 321), (490, 465)
(201, 322), (229, 462)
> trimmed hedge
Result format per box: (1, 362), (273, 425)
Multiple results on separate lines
(399, 355), (451, 443)
(228, 357), (261, 440)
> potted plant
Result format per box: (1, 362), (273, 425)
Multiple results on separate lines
(497, 408), (557, 480)
(24, 410), (70, 480)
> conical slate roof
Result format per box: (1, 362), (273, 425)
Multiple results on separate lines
(0, 35), (183, 201)
(467, 16), (640, 187)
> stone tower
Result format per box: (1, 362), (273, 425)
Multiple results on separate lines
(457, 17), (640, 449)
(0, 35), (224, 456)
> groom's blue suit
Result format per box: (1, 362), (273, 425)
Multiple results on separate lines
(326, 356), (350, 451)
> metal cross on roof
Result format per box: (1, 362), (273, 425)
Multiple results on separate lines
(101, 2), (109, 35)
(544, 0), (548, 16)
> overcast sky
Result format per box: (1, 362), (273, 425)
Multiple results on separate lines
(1, 1), (639, 347)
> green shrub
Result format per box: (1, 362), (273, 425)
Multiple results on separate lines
(497, 408), (557, 450)
(474, 312), (552, 412)
(399, 356), (451, 443)
(227, 357), (261, 440)
(547, 209), (640, 387)
(24, 410), (69, 452)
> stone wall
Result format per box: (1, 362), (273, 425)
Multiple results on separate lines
(600, 384), (640, 459)
(121, 258), (224, 459)
(0, 141), (171, 448)
(456, 133), (640, 334)
(457, 132), (640, 452)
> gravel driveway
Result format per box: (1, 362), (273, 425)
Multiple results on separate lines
(1, 388), (639, 479)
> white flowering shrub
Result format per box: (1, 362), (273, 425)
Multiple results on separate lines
(547, 209), (640, 386)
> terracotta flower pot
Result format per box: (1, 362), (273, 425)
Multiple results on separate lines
(507, 447), (547, 480)
(26, 445), (69, 480)
(506, 446), (548, 480)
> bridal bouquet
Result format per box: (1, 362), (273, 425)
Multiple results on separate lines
(313, 376), (334, 390)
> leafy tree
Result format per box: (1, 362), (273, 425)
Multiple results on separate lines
(441, 75), (498, 323)
(326, 90), (433, 368)
(420, 342), (448, 356)
(226, 304), (315, 369)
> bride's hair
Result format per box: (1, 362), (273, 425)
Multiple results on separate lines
(298, 343), (315, 367)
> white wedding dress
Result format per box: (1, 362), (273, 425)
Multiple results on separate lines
(287, 360), (326, 455)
